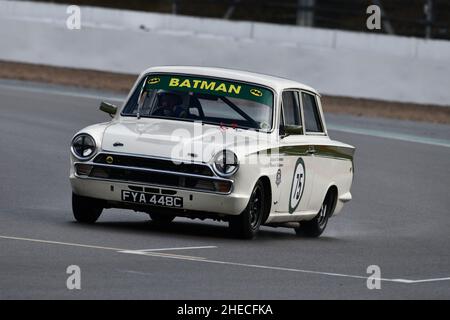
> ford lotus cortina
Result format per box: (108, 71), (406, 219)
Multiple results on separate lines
(70, 66), (354, 239)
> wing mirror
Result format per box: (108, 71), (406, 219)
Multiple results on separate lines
(99, 101), (117, 117)
(280, 125), (303, 137)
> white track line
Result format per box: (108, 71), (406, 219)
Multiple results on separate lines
(398, 277), (450, 284)
(1, 234), (450, 285)
(0, 83), (125, 103)
(0, 235), (124, 251)
(126, 245), (217, 252)
(119, 250), (208, 260)
(119, 249), (450, 284)
(0, 235), (208, 260)
(328, 124), (450, 148)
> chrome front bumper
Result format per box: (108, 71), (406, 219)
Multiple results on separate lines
(70, 152), (251, 215)
(70, 175), (249, 215)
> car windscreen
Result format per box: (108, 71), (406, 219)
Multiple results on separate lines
(121, 74), (274, 131)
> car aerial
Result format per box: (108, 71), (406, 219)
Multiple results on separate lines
(70, 66), (355, 239)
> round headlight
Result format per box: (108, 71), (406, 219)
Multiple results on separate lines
(212, 150), (239, 177)
(71, 134), (96, 160)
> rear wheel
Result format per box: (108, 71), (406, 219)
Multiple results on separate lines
(72, 193), (103, 224)
(295, 192), (333, 237)
(150, 212), (175, 224)
(229, 180), (265, 239)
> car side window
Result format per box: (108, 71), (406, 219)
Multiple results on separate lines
(301, 92), (323, 133)
(282, 91), (301, 126)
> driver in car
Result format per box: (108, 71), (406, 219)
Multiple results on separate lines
(151, 91), (187, 118)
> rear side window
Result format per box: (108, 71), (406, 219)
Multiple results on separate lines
(282, 91), (301, 126)
(302, 93), (323, 133)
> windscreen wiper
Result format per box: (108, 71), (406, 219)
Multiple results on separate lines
(220, 96), (259, 128)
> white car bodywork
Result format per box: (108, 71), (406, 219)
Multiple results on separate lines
(70, 66), (354, 226)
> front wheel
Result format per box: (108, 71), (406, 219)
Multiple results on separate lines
(72, 193), (103, 224)
(295, 192), (333, 237)
(229, 180), (265, 239)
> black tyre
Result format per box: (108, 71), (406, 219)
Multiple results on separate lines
(295, 192), (334, 237)
(72, 193), (103, 224)
(150, 212), (175, 224)
(229, 180), (265, 239)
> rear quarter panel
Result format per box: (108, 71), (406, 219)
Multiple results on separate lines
(308, 143), (355, 215)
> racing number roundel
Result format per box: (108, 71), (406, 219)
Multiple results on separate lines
(289, 158), (306, 213)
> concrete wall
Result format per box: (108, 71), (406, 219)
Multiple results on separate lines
(1, 0), (449, 106)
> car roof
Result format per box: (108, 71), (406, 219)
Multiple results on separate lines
(140, 66), (319, 95)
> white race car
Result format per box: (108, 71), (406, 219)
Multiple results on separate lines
(70, 66), (354, 238)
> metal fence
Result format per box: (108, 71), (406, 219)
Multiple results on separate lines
(33, 0), (450, 39)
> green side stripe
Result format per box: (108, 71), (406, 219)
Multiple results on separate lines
(279, 146), (309, 156)
(251, 145), (354, 161)
(314, 145), (354, 161)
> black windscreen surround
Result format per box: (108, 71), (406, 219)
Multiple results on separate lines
(302, 92), (323, 133)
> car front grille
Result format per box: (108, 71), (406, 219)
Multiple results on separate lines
(93, 153), (214, 176)
(75, 153), (232, 194)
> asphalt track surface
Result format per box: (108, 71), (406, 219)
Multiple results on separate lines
(0, 80), (449, 299)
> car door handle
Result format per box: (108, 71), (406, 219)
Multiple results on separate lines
(307, 146), (316, 154)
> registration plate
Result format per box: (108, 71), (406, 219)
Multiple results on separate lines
(121, 190), (183, 208)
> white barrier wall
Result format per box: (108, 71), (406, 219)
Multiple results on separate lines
(0, 0), (449, 106)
